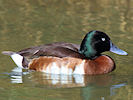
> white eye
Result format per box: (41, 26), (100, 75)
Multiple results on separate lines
(101, 38), (105, 41)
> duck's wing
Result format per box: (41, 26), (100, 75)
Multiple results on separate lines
(17, 42), (84, 59)
(2, 42), (84, 68)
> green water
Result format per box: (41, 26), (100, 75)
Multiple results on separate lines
(0, 0), (133, 100)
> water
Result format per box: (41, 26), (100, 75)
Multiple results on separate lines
(0, 0), (133, 100)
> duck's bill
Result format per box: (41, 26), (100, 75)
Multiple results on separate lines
(110, 42), (128, 55)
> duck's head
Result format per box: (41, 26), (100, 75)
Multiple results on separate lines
(79, 30), (128, 59)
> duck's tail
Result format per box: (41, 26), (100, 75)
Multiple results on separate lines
(2, 51), (16, 55)
(2, 51), (24, 68)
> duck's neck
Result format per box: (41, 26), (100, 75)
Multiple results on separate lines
(79, 32), (97, 59)
(79, 46), (96, 59)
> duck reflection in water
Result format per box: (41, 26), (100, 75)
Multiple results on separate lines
(9, 67), (127, 100)
(10, 67), (126, 87)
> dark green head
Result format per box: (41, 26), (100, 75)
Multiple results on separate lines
(79, 31), (128, 59)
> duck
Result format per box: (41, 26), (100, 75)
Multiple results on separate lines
(2, 30), (128, 75)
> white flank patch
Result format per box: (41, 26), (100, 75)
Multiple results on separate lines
(44, 60), (85, 75)
(11, 54), (23, 68)
(50, 62), (60, 74)
(73, 60), (85, 74)
(68, 68), (73, 75)
(60, 66), (68, 74)
(45, 66), (50, 73)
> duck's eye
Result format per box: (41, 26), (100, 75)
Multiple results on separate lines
(101, 38), (106, 41)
